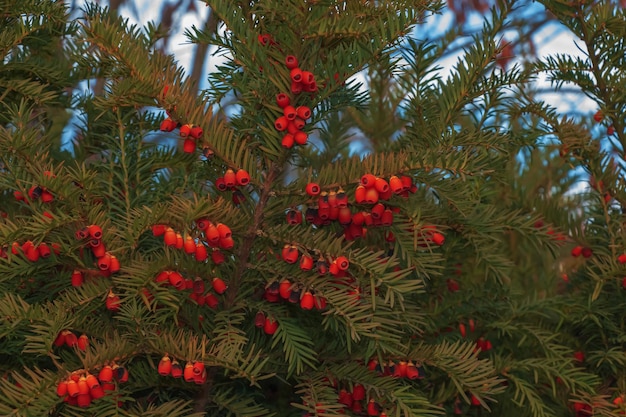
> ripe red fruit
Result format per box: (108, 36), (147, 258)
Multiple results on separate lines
(98, 365), (113, 383)
(152, 224), (167, 236)
(367, 399), (381, 416)
(618, 254), (626, 264)
(459, 323), (467, 338)
(76, 393), (91, 408)
(304, 182), (320, 197)
(274, 115), (289, 131)
(281, 133), (295, 148)
(296, 106), (311, 120)
(381, 209), (393, 226)
(205, 293), (219, 309)
(276, 93), (290, 108)
(25, 245), (40, 262)
(211, 249), (225, 264)
(471, 394), (481, 406)
(300, 291), (314, 310)
(581, 247), (593, 258)
(195, 243), (208, 262)
(219, 236), (234, 250)
(571, 245), (583, 257)
(282, 245), (299, 264)
(160, 117), (178, 132)
(335, 255), (349, 271)
(364, 187), (379, 204)
(301, 70), (315, 85)
(183, 235), (196, 254)
(56, 380), (68, 397)
(286, 209), (303, 225)
(283, 105), (297, 120)
(405, 362), (420, 379)
(71, 270), (84, 287)
(573, 351), (585, 362)
(89, 384), (105, 400)
(593, 110), (603, 122)
(163, 227), (177, 246)
(352, 383), (365, 401)
(183, 138), (196, 153)
(355, 185), (367, 203)
(189, 126), (203, 139)
(290, 67), (303, 83)
(223, 169), (236, 187)
(114, 365), (129, 383)
(431, 232), (445, 246)
(291, 80), (302, 94)
(77, 334), (89, 351)
(98, 253), (112, 270)
(236, 169), (250, 186)
(212, 277), (227, 294)
(258, 34), (271, 46)
(285, 55), (298, 69)
(279, 280), (292, 299)
(106, 291), (121, 311)
(263, 317), (279, 335)
(293, 130), (308, 145)
(179, 124), (192, 137)
(158, 355), (172, 376)
(216, 223), (232, 239)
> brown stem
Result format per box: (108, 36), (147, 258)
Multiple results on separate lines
(224, 162), (281, 309)
(189, 9), (219, 97)
(191, 162), (282, 413)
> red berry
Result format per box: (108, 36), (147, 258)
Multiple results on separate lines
(281, 133), (295, 148)
(293, 130), (308, 145)
(274, 116), (288, 131)
(211, 277), (226, 294)
(305, 182), (321, 196)
(263, 317), (278, 335)
(235, 169), (250, 186)
(183, 138), (196, 153)
(619, 254), (626, 264)
(296, 106), (311, 120)
(276, 93), (290, 108)
(285, 55), (298, 69)
(300, 291), (314, 310)
(290, 67), (303, 83)
(593, 110), (603, 122)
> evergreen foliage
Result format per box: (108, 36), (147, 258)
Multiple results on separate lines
(1, 0), (625, 416)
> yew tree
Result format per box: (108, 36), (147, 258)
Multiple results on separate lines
(1, 1), (626, 417)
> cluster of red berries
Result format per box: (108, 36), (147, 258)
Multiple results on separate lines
(76, 224), (120, 276)
(53, 330), (89, 351)
(152, 221), (234, 257)
(366, 358), (421, 380)
(56, 364), (127, 408)
(154, 270), (225, 309)
(215, 168), (251, 190)
(571, 245), (593, 259)
(157, 355), (208, 384)
(13, 171), (56, 204)
(335, 383), (390, 416)
(158, 86), (203, 153)
(289, 174), (437, 244)
(254, 311), (279, 335)
(274, 55), (315, 148)
(8, 239), (60, 262)
(263, 279), (327, 311)
(214, 168), (250, 205)
(456, 319), (493, 353)
(267, 247), (352, 309)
